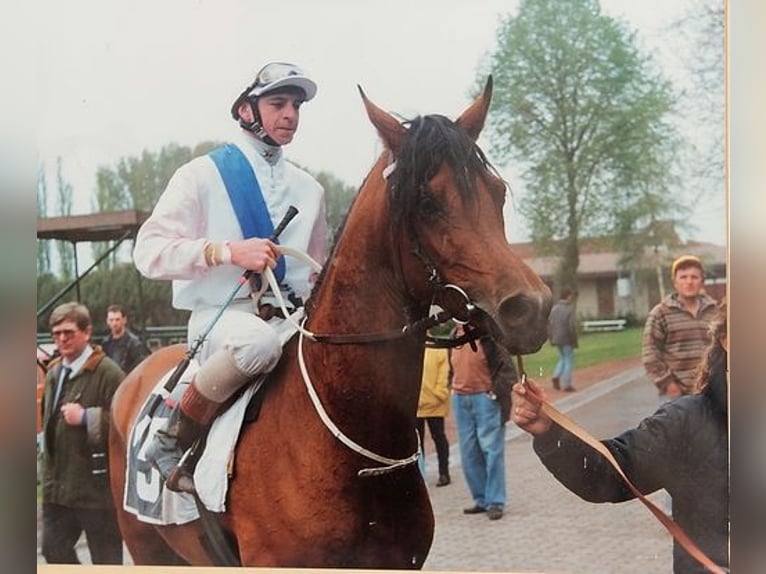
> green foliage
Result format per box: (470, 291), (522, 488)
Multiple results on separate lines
(314, 170), (357, 240)
(55, 158), (74, 279)
(37, 264), (188, 336)
(90, 141), (222, 267)
(37, 167), (51, 275)
(522, 326), (643, 379)
(482, 0), (679, 291)
(93, 141), (222, 214)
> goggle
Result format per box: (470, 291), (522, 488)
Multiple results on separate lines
(250, 62), (306, 94)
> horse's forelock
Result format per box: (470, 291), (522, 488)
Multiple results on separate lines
(388, 114), (491, 227)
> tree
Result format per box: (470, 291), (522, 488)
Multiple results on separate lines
(91, 141), (221, 266)
(55, 157), (75, 280)
(37, 165), (51, 275)
(670, 1), (725, 204)
(313, 170), (357, 241)
(482, 0), (679, 290)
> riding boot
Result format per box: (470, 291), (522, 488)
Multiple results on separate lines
(145, 381), (222, 494)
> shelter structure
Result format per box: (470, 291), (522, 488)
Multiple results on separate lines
(36, 210), (151, 322)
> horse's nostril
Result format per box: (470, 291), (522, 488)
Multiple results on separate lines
(497, 293), (550, 353)
(498, 294), (536, 325)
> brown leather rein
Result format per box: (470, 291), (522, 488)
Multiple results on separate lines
(514, 356), (727, 574)
(306, 280), (485, 348)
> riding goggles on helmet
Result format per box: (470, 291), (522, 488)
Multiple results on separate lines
(250, 62), (317, 99)
(230, 62), (317, 119)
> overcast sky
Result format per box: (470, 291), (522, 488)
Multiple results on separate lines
(35, 0), (726, 246)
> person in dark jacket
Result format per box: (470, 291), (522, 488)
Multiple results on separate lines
(548, 287), (578, 391)
(41, 302), (126, 564)
(511, 301), (728, 573)
(102, 303), (150, 374)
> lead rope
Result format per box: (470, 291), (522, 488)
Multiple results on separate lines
(514, 356), (727, 574)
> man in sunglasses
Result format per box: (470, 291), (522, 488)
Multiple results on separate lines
(134, 62), (328, 494)
(40, 302), (126, 564)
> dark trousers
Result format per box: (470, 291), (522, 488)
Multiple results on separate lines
(42, 502), (123, 564)
(416, 416), (450, 476)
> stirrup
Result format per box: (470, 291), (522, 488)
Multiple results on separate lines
(145, 429), (197, 494)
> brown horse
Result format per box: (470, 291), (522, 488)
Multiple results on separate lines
(109, 77), (552, 568)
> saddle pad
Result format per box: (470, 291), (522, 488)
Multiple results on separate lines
(122, 310), (302, 524)
(122, 362), (259, 525)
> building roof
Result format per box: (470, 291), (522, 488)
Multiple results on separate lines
(510, 240), (726, 279)
(36, 211), (151, 243)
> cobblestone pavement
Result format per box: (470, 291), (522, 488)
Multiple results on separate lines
(422, 367), (672, 573)
(38, 365), (673, 572)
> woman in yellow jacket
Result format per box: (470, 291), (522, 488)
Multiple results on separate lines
(417, 347), (451, 486)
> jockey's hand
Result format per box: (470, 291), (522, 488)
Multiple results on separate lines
(60, 402), (86, 427)
(511, 379), (553, 436)
(229, 238), (279, 273)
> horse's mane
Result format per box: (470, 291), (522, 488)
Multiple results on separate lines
(389, 114), (495, 226)
(305, 113), (497, 314)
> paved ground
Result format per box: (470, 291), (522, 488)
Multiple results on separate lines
(421, 366), (672, 573)
(38, 360), (675, 572)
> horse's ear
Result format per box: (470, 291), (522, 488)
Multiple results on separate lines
(456, 75), (493, 141)
(358, 85), (406, 154)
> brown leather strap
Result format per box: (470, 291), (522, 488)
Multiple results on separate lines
(516, 358), (727, 574)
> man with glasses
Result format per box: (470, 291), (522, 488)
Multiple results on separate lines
(40, 302), (125, 564)
(134, 61), (328, 494)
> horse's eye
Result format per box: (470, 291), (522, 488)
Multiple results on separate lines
(417, 189), (443, 221)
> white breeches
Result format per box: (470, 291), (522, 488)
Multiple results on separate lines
(187, 300), (284, 400)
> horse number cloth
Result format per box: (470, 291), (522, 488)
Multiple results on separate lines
(122, 363), (257, 525)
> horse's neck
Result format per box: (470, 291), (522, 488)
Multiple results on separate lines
(300, 176), (425, 454)
(313, 172), (416, 333)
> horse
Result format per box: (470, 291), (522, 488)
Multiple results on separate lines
(109, 76), (553, 568)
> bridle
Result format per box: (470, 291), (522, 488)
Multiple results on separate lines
(254, 162), (494, 477)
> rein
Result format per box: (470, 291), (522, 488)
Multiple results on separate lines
(513, 357), (727, 574)
(260, 248), (483, 347)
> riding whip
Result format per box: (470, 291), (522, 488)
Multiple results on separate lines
(160, 205), (299, 397)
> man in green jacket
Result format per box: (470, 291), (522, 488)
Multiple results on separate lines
(40, 302), (126, 564)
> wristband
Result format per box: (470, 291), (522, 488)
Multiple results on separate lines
(220, 240), (232, 265)
(204, 241), (232, 267)
(203, 241), (216, 267)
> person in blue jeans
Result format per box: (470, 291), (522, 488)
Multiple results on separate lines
(449, 325), (517, 520)
(548, 287), (578, 392)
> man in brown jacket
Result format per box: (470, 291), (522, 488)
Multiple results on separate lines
(40, 302), (125, 564)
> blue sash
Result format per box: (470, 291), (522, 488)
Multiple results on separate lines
(209, 144), (285, 283)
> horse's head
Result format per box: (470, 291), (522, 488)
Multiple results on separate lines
(359, 77), (552, 355)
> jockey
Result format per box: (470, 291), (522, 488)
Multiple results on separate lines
(133, 62), (329, 494)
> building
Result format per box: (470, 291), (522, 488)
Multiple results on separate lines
(512, 239), (726, 322)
